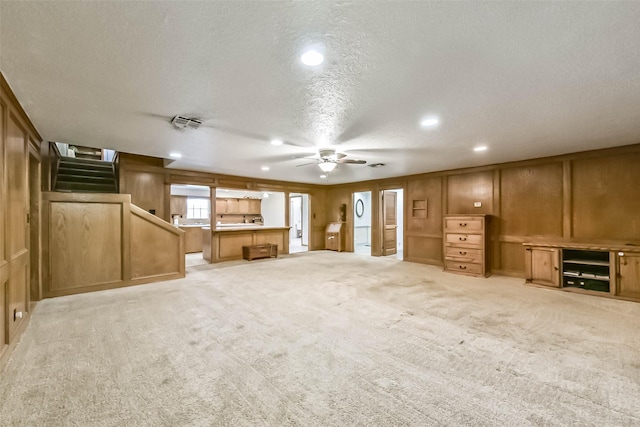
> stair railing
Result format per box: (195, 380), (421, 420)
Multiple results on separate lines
(112, 150), (120, 193)
(50, 141), (63, 192)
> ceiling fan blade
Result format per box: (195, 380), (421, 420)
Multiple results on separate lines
(295, 162), (319, 167)
(334, 152), (347, 160)
(338, 159), (367, 164)
(291, 153), (318, 159)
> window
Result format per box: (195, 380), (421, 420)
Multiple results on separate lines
(187, 198), (210, 219)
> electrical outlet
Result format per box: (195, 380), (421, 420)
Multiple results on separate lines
(474, 202), (482, 208)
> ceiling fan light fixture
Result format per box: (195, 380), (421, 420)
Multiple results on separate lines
(318, 162), (337, 173)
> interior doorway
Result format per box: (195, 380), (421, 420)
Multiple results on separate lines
(353, 191), (372, 255)
(289, 193), (309, 253)
(381, 188), (404, 259)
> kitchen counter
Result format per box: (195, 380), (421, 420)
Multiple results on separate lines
(177, 225), (208, 253)
(203, 226), (290, 263)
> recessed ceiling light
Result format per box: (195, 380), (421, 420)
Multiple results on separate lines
(169, 152), (182, 158)
(474, 145), (488, 152)
(420, 117), (439, 128)
(261, 166), (270, 171)
(270, 139), (283, 146)
(320, 174), (327, 179)
(301, 49), (324, 66)
(263, 192), (270, 198)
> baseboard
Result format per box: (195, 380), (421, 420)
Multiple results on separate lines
(0, 306), (35, 373)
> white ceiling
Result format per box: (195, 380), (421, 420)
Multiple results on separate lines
(2, 2), (640, 185)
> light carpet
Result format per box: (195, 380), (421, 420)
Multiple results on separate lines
(1, 251), (640, 426)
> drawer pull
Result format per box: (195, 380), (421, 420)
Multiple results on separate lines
(459, 251), (467, 255)
(459, 223), (467, 227)
(459, 237), (467, 241)
(459, 265), (467, 270)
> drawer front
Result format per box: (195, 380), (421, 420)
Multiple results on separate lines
(445, 233), (483, 247)
(445, 246), (483, 262)
(445, 218), (483, 233)
(445, 261), (482, 275)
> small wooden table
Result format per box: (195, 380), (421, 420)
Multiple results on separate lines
(242, 244), (278, 261)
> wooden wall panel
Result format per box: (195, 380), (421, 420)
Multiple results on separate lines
(500, 163), (563, 237)
(407, 176), (442, 234)
(572, 153), (640, 241)
(446, 171), (493, 215)
(406, 236), (442, 264)
(49, 202), (123, 291)
(130, 214), (180, 279)
(498, 242), (527, 276)
(123, 170), (167, 221)
(219, 233), (253, 258)
(255, 231), (285, 251)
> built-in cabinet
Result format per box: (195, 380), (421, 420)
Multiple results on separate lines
(524, 247), (560, 287)
(619, 253), (640, 299)
(443, 214), (489, 277)
(523, 242), (640, 302)
(215, 198), (261, 215)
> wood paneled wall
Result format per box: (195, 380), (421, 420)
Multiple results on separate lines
(1, 73), (42, 366)
(42, 192), (185, 298)
(324, 144), (640, 278)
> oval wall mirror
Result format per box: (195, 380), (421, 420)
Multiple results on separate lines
(355, 199), (364, 218)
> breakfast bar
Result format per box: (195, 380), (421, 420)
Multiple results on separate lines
(202, 226), (290, 263)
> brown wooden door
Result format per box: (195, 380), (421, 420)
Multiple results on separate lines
(619, 253), (640, 299)
(383, 190), (397, 256)
(6, 114), (30, 340)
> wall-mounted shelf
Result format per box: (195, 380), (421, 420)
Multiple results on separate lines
(411, 199), (427, 218)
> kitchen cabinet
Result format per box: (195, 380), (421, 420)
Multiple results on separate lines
(226, 198), (239, 214)
(170, 196), (187, 217)
(443, 214), (489, 277)
(215, 198), (262, 215)
(215, 198), (227, 214)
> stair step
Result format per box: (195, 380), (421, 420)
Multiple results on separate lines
(57, 173), (115, 184)
(57, 166), (114, 177)
(55, 181), (117, 193)
(59, 161), (113, 171)
(60, 156), (110, 166)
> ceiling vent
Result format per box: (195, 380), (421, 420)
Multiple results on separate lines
(171, 115), (203, 129)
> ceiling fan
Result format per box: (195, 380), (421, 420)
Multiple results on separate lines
(296, 148), (366, 173)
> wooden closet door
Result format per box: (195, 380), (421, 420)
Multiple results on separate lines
(5, 113), (29, 340)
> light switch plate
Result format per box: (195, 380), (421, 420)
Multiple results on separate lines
(474, 202), (482, 208)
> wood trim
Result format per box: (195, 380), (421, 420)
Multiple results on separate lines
(563, 159), (572, 239)
(0, 73), (43, 141)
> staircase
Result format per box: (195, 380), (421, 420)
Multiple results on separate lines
(54, 157), (118, 193)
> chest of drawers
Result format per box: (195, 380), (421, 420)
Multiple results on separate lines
(443, 214), (489, 277)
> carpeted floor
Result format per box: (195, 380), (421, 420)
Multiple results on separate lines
(1, 251), (640, 426)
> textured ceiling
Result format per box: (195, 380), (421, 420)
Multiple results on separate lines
(2, 2), (640, 185)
